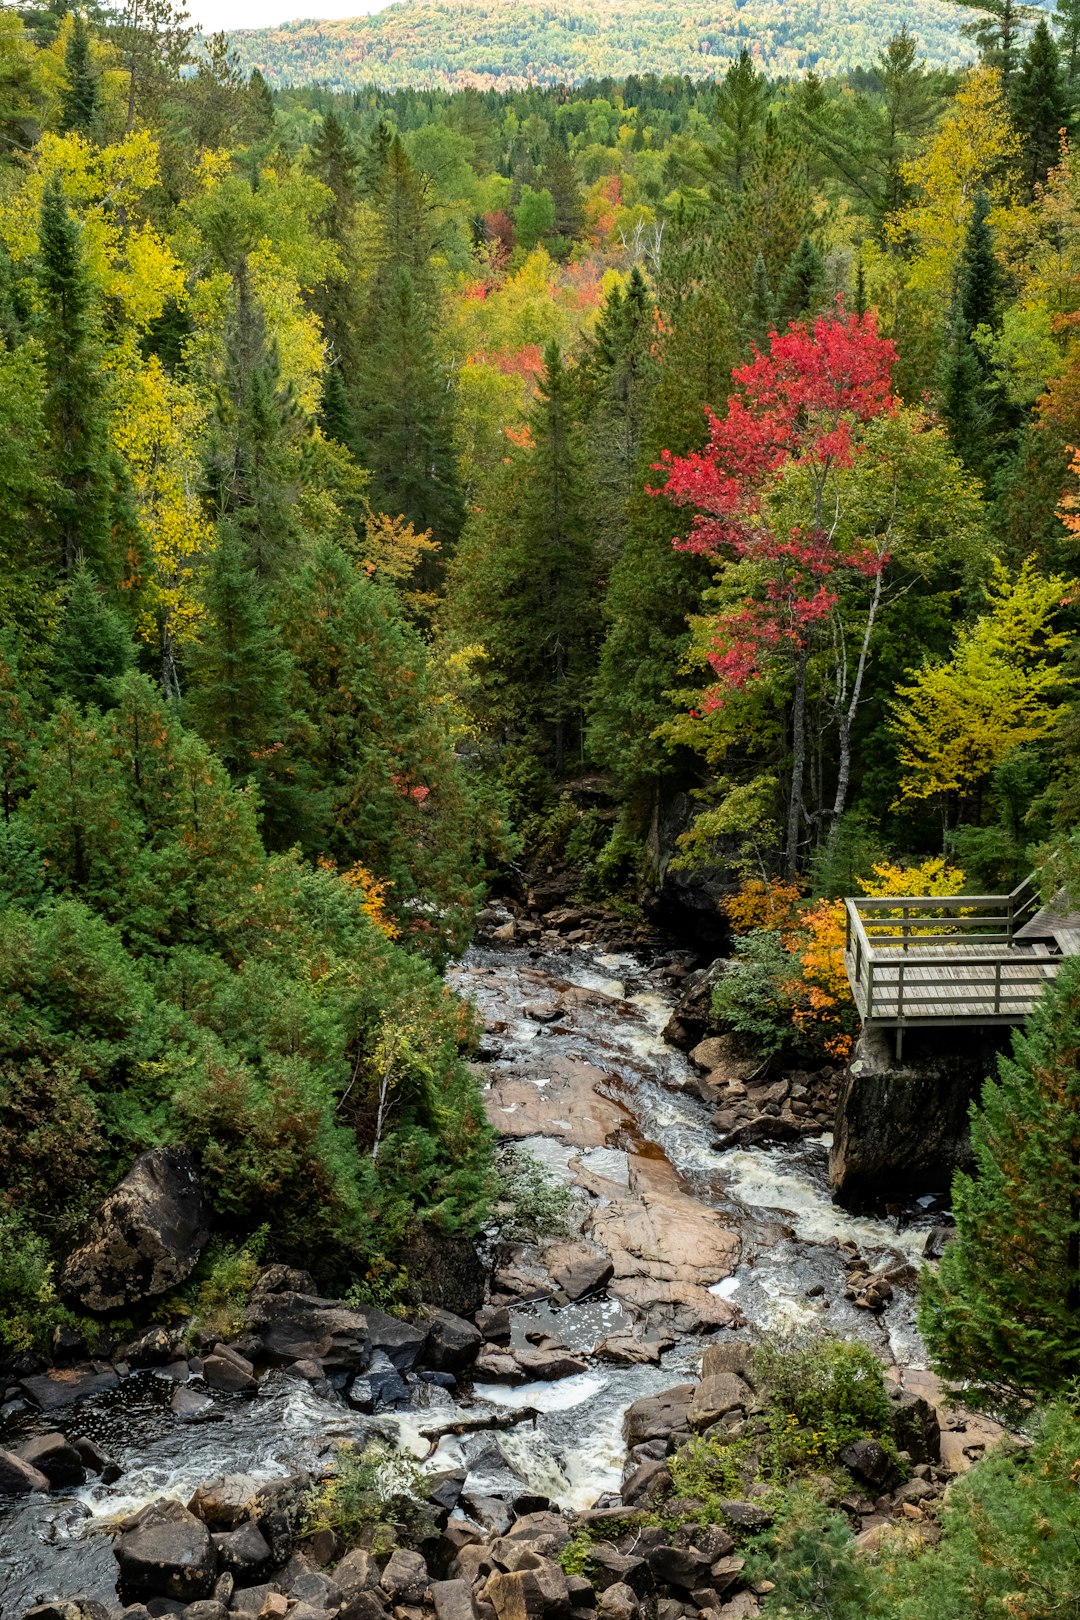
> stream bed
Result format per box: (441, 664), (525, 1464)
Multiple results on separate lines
(0, 937), (940, 1615)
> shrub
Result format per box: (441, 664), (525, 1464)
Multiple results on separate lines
(752, 1338), (895, 1463)
(187, 1229), (267, 1342)
(711, 930), (797, 1058)
(302, 1443), (434, 1547)
(493, 1145), (576, 1241)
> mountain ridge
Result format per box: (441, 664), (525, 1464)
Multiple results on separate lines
(229, 0), (982, 91)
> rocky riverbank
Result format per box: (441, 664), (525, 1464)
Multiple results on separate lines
(1, 925), (1003, 1620)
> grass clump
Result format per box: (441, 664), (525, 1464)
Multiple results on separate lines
(303, 1443), (435, 1549)
(494, 1145), (576, 1242)
(183, 1228), (267, 1342)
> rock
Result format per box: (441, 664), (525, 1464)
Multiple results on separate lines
(212, 1523), (272, 1581)
(837, 1440), (894, 1490)
(407, 1228), (487, 1318)
(718, 1503), (772, 1532)
(887, 1388), (941, 1466)
(213, 1574), (235, 1607)
(715, 1596), (759, 1619)
(596, 1588), (637, 1620)
(380, 1551), (429, 1605)
(420, 1308), (482, 1373)
(596, 1336), (664, 1366)
(184, 1605), (228, 1620)
(475, 1305), (512, 1342)
(243, 1292), (427, 1373)
(474, 1350), (526, 1381)
(172, 1386), (215, 1421)
(686, 1374), (752, 1432)
(20, 1367), (121, 1412)
(504, 1512), (571, 1548)
(661, 959), (730, 1052)
(188, 1477), (267, 1531)
(339, 1597), (389, 1620)
(251, 1265), (318, 1296)
(620, 1460), (673, 1505)
(256, 1598), (287, 1620)
(427, 1469), (468, 1517)
(700, 1343), (752, 1382)
(0, 1447), (51, 1493)
(15, 1432), (87, 1486)
(646, 1547), (712, 1591)
(585, 1548), (647, 1597)
(20, 1600), (110, 1620)
(72, 1435), (116, 1475)
(486, 1566), (571, 1620)
(543, 1243), (614, 1302)
(202, 1356), (258, 1395)
(623, 1386), (695, 1447)
(347, 1352), (410, 1411)
(115, 1506), (217, 1601)
(430, 1582), (477, 1620)
(282, 1559), (341, 1611)
(61, 1148), (210, 1311)
(121, 1327), (176, 1367)
(335, 1551), (379, 1597)
(922, 1226), (953, 1262)
(226, 1585), (281, 1616)
(524, 1002), (565, 1023)
(709, 1557), (744, 1595)
(512, 1347), (588, 1380)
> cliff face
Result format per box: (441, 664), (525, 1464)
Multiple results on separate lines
(829, 1026), (1010, 1207)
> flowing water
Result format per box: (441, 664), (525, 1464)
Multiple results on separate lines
(0, 937), (939, 1615)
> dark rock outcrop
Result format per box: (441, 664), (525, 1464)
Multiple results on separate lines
(661, 960), (729, 1052)
(829, 1027), (1008, 1204)
(114, 1501), (217, 1601)
(60, 1148), (210, 1311)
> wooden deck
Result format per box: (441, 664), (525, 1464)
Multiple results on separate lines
(844, 877), (1075, 1045)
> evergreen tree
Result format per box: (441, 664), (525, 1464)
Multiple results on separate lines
(944, 0), (1040, 89)
(309, 110), (360, 236)
(246, 67), (275, 141)
(541, 140), (583, 238)
(577, 267), (656, 569)
(709, 45), (768, 193)
(744, 253), (775, 351)
(1013, 18), (1069, 195)
(939, 191), (1006, 483)
(1056, 0), (1080, 108)
(59, 13), (100, 137)
(355, 138), (462, 548)
(775, 233), (827, 325)
(50, 557), (134, 711)
(203, 260), (307, 582)
(184, 525), (292, 787)
(36, 178), (115, 579)
(919, 956), (1080, 1405)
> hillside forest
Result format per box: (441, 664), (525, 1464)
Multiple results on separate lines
(2, 0), (1080, 1454)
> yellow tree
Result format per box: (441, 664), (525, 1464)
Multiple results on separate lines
(891, 557), (1076, 811)
(886, 68), (1023, 306)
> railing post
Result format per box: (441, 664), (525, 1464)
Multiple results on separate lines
(902, 905), (909, 951)
(994, 958), (1002, 1016)
(897, 959), (904, 1020)
(866, 959), (875, 1021)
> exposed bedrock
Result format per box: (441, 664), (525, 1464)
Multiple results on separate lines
(829, 1025), (1012, 1206)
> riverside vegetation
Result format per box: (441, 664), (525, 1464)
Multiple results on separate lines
(2, 0), (1080, 1614)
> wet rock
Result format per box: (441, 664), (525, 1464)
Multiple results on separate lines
(188, 1477), (267, 1531)
(72, 1435), (119, 1478)
(474, 1305), (512, 1342)
(512, 1347), (588, 1380)
(623, 1386), (695, 1447)
(420, 1308), (482, 1373)
(837, 1440), (893, 1491)
(380, 1552), (429, 1605)
(61, 1148), (210, 1311)
(543, 1243), (614, 1302)
(20, 1366), (121, 1412)
(15, 1431), (87, 1486)
(887, 1388), (941, 1466)
(687, 1375), (752, 1432)
(348, 1351), (411, 1411)
(241, 1293), (369, 1372)
(524, 1001), (565, 1023)
(0, 1446), (51, 1493)
(922, 1226), (953, 1262)
(172, 1386), (215, 1421)
(115, 1505), (217, 1602)
(485, 1565), (572, 1620)
(21, 1601), (110, 1620)
(474, 1350), (526, 1381)
(661, 960), (730, 1052)
(202, 1352), (258, 1394)
(120, 1327), (176, 1367)
(427, 1469), (468, 1518)
(211, 1523), (272, 1582)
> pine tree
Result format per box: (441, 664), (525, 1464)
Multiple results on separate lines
(246, 67), (275, 141)
(541, 140), (583, 239)
(36, 177), (115, 579)
(309, 110), (360, 236)
(203, 260), (307, 582)
(775, 234), (827, 325)
(1013, 18), (1070, 195)
(184, 525), (295, 824)
(744, 253), (775, 351)
(939, 191), (1007, 483)
(59, 14), (100, 137)
(919, 956), (1080, 1405)
(578, 267), (656, 569)
(944, 0), (1040, 89)
(50, 557), (134, 711)
(710, 45), (768, 193)
(355, 138), (462, 548)
(1056, 0), (1080, 108)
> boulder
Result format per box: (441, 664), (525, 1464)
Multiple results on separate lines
(512, 1347), (588, 1381)
(250, 1265), (318, 1297)
(227, 1585), (281, 1616)
(486, 1566), (571, 1620)
(585, 1548), (647, 1597)
(334, 1550), (379, 1597)
(686, 1374), (753, 1432)
(430, 1581), (478, 1620)
(114, 1504), (217, 1601)
(20, 1367), (120, 1412)
(20, 1601), (110, 1620)
(61, 1148), (210, 1311)
(242, 1292), (426, 1373)
(347, 1352), (410, 1412)
(661, 960), (730, 1051)
(202, 1355), (258, 1395)
(0, 1447), (51, 1493)
(623, 1386), (695, 1447)
(596, 1587), (637, 1620)
(15, 1432), (86, 1486)
(184, 1605), (228, 1620)
(620, 1460), (673, 1506)
(420, 1308), (482, 1373)
(188, 1477), (266, 1531)
(379, 1550), (428, 1605)
(211, 1523), (273, 1581)
(888, 1388), (941, 1467)
(543, 1243), (614, 1303)
(837, 1439), (894, 1491)
(718, 1503), (772, 1532)
(700, 1343), (752, 1382)
(645, 1547), (712, 1591)
(339, 1596), (388, 1620)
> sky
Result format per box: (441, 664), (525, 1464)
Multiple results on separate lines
(187, 0), (393, 33)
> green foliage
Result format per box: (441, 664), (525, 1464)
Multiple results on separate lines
(0, 1208), (59, 1353)
(711, 932), (797, 1059)
(186, 1228), (268, 1341)
(494, 1145), (576, 1242)
(302, 1443), (434, 1547)
(919, 956), (1080, 1408)
(751, 1337), (896, 1461)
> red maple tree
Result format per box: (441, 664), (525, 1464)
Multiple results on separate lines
(656, 310), (898, 876)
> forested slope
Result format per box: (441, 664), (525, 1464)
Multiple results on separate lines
(231, 0), (980, 91)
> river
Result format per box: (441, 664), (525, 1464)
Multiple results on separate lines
(0, 935), (939, 1615)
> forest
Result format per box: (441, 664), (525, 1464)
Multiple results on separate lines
(229, 0), (980, 95)
(1, 0), (1080, 1581)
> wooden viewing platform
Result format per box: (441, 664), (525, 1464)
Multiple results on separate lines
(843, 876), (1080, 1057)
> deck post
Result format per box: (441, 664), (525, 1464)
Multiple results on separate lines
(866, 959), (875, 1022)
(994, 958), (1002, 1016)
(895, 1024), (904, 1064)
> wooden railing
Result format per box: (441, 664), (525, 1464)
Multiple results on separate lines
(843, 876), (1058, 1028)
